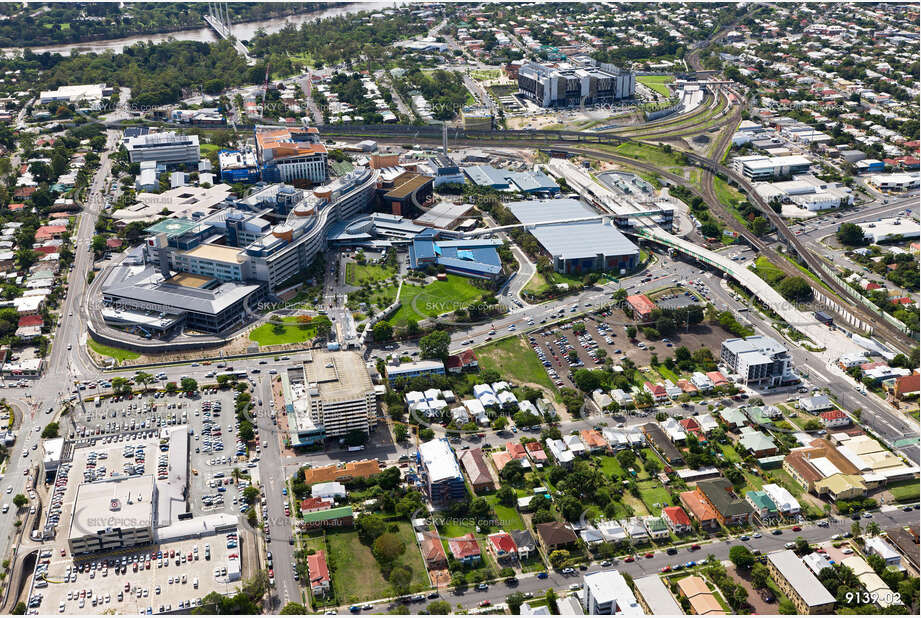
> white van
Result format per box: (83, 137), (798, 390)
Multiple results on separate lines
(1, 504), (8, 513)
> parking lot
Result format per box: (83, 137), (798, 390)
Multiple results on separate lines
(30, 532), (243, 614)
(73, 385), (258, 521)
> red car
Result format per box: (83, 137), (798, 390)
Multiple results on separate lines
(792, 526), (802, 532)
(691, 544), (701, 550)
(645, 552), (654, 558)
(660, 566), (672, 573)
(479, 601), (491, 608)
(623, 556), (635, 563)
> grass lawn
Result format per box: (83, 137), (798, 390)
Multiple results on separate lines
(654, 364), (680, 383)
(88, 338), (140, 362)
(326, 524), (427, 603)
(476, 336), (555, 390)
(720, 444), (742, 463)
(471, 69), (500, 81)
(612, 142), (686, 168)
(485, 495), (526, 531)
(345, 262), (397, 286)
(248, 316), (330, 346)
(750, 256), (787, 286)
(637, 75), (674, 98)
(623, 492), (649, 516)
(637, 481), (672, 515)
(598, 455), (626, 478)
(712, 176), (745, 208)
(523, 269), (585, 295)
(888, 479), (920, 502)
(769, 469), (805, 498)
(388, 275), (483, 326)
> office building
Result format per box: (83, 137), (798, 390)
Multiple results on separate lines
(68, 475), (156, 555)
(409, 232), (503, 279)
(296, 350), (377, 439)
(582, 570), (643, 615)
(256, 126), (328, 184)
(417, 438), (466, 507)
(518, 58), (635, 108)
(125, 132), (201, 165)
(767, 550), (836, 614)
(507, 198), (639, 274)
(732, 155), (812, 181)
(387, 360), (445, 384)
(720, 335), (795, 387)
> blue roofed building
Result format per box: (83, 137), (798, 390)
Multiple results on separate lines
(409, 232), (503, 279)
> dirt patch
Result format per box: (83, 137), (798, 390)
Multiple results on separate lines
(726, 564), (776, 614)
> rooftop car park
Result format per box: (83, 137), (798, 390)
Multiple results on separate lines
(29, 534), (242, 615)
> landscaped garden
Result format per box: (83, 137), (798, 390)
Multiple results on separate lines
(248, 315), (331, 346)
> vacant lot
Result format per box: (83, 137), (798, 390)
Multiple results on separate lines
(610, 142), (686, 167)
(326, 523), (428, 603)
(476, 336), (555, 390)
(388, 275), (484, 326)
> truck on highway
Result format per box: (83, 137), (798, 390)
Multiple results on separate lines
(347, 445), (365, 452)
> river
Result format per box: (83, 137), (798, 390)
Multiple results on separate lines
(2, 1), (396, 57)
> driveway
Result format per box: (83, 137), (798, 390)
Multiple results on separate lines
(725, 564), (777, 614)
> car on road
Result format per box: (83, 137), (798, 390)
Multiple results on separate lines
(537, 572), (548, 579)
(792, 526), (802, 532)
(772, 529), (783, 535)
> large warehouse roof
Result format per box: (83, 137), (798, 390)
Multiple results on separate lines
(506, 198), (639, 260)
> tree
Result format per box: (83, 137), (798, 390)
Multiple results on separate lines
(427, 601), (451, 615)
(751, 563), (770, 589)
(41, 422), (59, 439)
(356, 513), (387, 545)
(795, 537), (810, 554)
(111, 376), (132, 395)
(616, 449), (636, 470)
(180, 377), (198, 393)
(165, 382), (178, 394)
(419, 330), (451, 360)
(496, 486), (516, 507)
(280, 602), (309, 614)
(626, 325), (637, 339)
(548, 549), (570, 568)
(851, 520), (862, 538)
(750, 216), (770, 236)
(344, 429), (367, 447)
(393, 423), (408, 443)
(91, 235), (107, 255)
(372, 532), (406, 564)
(777, 276), (813, 302)
(135, 372), (154, 392)
(837, 222), (867, 246)
(729, 545), (755, 570)
(238, 420), (255, 442)
(12, 602), (26, 615)
(13, 494), (27, 509)
(372, 321), (393, 342)
(572, 368), (601, 392)
(388, 565), (413, 596)
(506, 592), (526, 614)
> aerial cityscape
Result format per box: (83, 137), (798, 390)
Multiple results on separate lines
(0, 1), (918, 616)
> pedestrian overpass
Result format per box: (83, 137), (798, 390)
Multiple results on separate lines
(626, 225), (853, 358)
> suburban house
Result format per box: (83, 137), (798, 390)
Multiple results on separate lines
(448, 533), (482, 565)
(420, 533), (448, 569)
(820, 409), (850, 428)
(445, 349), (478, 373)
(535, 521), (578, 552)
(661, 506), (692, 534)
(460, 447), (494, 493)
(307, 550), (331, 597)
(486, 531), (518, 563)
(509, 529), (536, 561)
